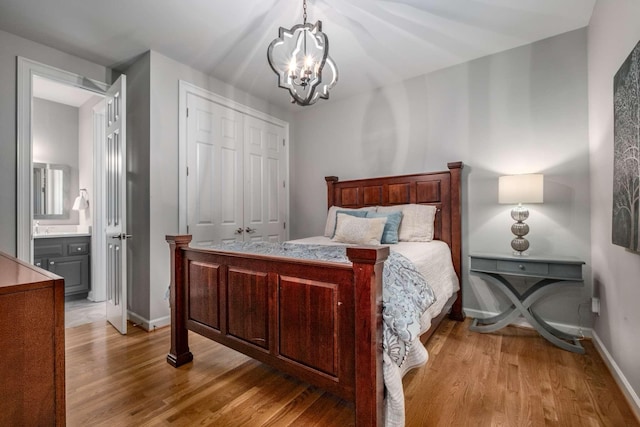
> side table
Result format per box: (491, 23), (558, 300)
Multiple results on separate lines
(469, 253), (586, 354)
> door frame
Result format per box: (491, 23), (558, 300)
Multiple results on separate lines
(16, 57), (109, 299)
(177, 80), (290, 237)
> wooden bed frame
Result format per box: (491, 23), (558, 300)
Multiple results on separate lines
(166, 161), (464, 427)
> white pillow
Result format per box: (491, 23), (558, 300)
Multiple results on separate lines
(332, 214), (387, 245)
(377, 204), (437, 241)
(324, 206), (377, 237)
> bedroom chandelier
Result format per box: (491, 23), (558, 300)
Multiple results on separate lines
(267, 0), (338, 106)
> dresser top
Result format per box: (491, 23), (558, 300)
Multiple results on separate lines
(470, 252), (585, 265)
(0, 251), (62, 291)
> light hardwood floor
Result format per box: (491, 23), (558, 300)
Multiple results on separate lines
(65, 318), (639, 426)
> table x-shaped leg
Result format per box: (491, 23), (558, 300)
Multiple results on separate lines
(469, 272), (585, 354)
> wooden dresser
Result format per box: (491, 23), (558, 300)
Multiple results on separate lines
(0, 251), (65, 426)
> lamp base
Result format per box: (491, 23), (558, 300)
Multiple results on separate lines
(510, 204), (530, 256)
(510, 236), (530, 255)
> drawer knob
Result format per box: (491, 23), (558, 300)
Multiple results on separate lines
(518, 264), (525, 270)
(77, 247), (82, 251)
(50, 261), (55, 265)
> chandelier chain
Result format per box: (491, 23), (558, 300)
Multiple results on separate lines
(303, 0), (307, 24)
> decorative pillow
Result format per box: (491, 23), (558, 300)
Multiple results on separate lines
(323, 206), (377, 237)
(332, 213), (387, 245)
(366, 210), (403, 244)
(328, 210), (368, 237)
(377, 204), (437, 241)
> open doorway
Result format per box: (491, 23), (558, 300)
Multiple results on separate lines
(32, 76), (106, 328)
(17, 57), (129, 334)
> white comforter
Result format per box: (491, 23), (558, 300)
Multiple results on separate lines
(288, 236), (459, 426)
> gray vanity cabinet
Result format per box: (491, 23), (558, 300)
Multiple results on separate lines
(34, 235), (91, 297)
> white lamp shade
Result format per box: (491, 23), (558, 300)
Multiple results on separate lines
(498, 174), (544, 204)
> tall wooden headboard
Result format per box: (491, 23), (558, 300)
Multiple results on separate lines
(325, 162), (464, 319)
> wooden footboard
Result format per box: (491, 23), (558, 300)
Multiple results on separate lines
(167, 236), (388, 425)
(167, 162), (464, 427)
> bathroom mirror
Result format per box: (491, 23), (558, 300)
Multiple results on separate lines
(33, 162), (70, 219)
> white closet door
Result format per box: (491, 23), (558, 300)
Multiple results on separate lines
(243, 115), (287, 243)
(187, 94), (244, 246)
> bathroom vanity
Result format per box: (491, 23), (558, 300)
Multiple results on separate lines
(34, 234), (91, 298)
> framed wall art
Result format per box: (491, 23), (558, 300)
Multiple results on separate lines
(613, 39), (640, 252)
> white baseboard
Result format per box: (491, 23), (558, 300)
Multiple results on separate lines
(127, 310), (171, 332)
(591, 330), (640, 421)
(464, 308), (592, 338)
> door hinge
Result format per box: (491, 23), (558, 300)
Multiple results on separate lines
(283, 222), (286, 229)
(186, 225), (189, 234)
(186, 108), (189, 117)
(282, 138), (285, 146)
(186, 167), (189, 176)
(283, 180), (286, 188)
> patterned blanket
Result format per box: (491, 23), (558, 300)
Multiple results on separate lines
(209, 241), (436, 368)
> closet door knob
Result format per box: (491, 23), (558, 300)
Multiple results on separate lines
(245, 227), (256, 234)
(235, 227), (244, 234)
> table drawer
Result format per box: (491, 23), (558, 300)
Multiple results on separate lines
(548, 263), (583, 280)
(470, 255), (584, 280)
(496, 260), (548, 275)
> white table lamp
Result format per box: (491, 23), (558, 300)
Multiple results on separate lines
(498, 174), (543, 255)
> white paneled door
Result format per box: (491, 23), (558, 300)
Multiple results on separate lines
(243, 115), (286, 243)
(186, 93), (287, 246)
(187, 94), (244, 246)
(104, 75), (129, 335)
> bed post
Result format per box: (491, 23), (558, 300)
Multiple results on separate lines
(447, 162), (465, 321)
(166, 235), (194, 367)
(346, 246), (389, 427)
(325, 176), (339, 208)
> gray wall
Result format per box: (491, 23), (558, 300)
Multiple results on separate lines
(588, 0), (640, 409)
(0, 28), (111, 255)
(126, 50), (293, 326)
(126, 52), (152, 320)
(32, 98), (79, 225)
(78, 95), (102, 232)
(291, 28), (591, 329)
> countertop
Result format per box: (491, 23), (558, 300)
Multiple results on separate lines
(34, 232), (91, 239)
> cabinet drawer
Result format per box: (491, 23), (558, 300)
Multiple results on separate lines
(68, 242), (89, 255)
(496, 260), (548, 275)
(34, 241), (64, 257)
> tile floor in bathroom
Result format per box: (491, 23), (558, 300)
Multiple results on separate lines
(65, 298), (106, 328)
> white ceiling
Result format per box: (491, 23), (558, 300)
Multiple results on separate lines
(0, 0), (595, 111)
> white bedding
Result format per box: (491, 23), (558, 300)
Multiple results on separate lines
(287, 236), (459, 426)
(287, 236), (459, 330)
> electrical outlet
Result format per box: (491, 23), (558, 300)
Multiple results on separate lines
(592, 297), (600, 315)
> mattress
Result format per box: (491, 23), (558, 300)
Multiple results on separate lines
(287, 236), (459, 332)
